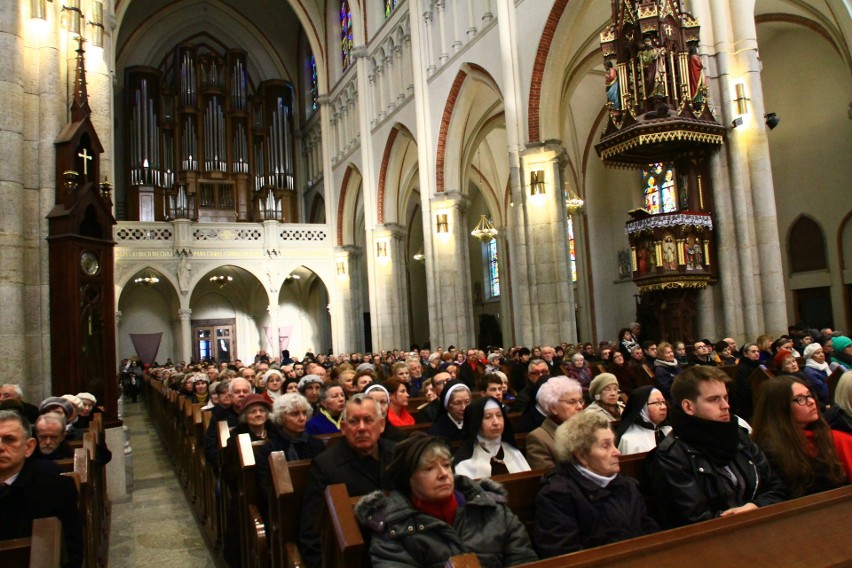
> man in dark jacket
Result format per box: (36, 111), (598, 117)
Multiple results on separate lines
(299, 395), (397, 568)
(732, 342), (763, 422)
(33, 413), (75, 460)
(646, 366), (787, 528)
(0, 410), (83, 568)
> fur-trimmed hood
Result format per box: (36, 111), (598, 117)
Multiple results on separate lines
(355, 474), (508, 532)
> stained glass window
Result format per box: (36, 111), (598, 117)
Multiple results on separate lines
(309, 54), (318, 111)
(642, 162), (677, 214)
(385, 0), (400, 18)
(567, 215), (577, 282)
(486, 238), (500, 298)
(340, 1), (353, 69)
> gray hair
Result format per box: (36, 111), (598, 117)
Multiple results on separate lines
(36, 412), (67, 431)
(272, 393), (313, 423)
(571, 353), (585, 363)
(319, 383), (344, 403)
(537, 376), (582, 416)
(340, 393), (381, 422)
(228, 377), (252, 394)
(554, 412), (611, 463)
(1, 384), (23, 398)
(528, 358), (546, 373)
(0, 409), (32, 438)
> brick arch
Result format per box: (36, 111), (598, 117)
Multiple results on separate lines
(376, 128), (400, 224)
(528, 0), (571, 143)
(336, 166), (354, 246)
(435, 63), (500, 195)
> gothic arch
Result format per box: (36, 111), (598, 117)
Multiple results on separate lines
(337, 164), (363, 246)
(377, 124), (417, 224)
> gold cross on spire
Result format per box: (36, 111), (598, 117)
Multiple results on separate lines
(78, 148), (93, 175)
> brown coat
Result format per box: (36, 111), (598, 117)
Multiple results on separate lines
(525, 417), (559, 470)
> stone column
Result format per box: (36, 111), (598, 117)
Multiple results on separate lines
(515, 144), (578, 346)
(335, 245), (365, 352)
(426, 192), (474, 348)
(0, 3), (27, 385)
(371, 224), (410, 350)
(178, 308), (192, 363)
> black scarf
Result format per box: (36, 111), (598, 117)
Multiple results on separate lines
(670, 406), (740, 466)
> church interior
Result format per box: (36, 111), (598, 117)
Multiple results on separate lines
(1, 0), (851, 565)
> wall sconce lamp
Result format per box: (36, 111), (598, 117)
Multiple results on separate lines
(30, 0), (49, 20)
(62, 0), (82, 36)
(376, 240), (388, 259)
(435, 213), (449, 234)
(764, 112), (780, 130)
(734, 83), (749, 116)
(89, 1), (104, 48)
(530, 170), (546, 196)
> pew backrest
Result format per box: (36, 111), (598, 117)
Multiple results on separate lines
(0, 517), (63, 568)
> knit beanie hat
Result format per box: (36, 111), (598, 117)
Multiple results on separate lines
(772, 349), (793, 371)
(802, 343), (822, 361)
(385, 432), (450, 496)
(588, 373), (619, 401)
(832, 336), (852, 353)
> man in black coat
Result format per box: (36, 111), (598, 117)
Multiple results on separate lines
(204, 377), (252, 471)
(0, 384), (40, 424)
(646, 366), (787, 529)
(32, 413), (75, 461)
(0, 410), (83, 568)
(299, 395), (397, 568)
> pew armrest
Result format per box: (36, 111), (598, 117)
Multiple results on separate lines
(285, 542), (303, 568)
(445, 553), (481, 568)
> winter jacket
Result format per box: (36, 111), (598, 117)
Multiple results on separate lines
(534, 462), (657, 558)
(355, 475), (538, 568)
(646, 428), (788, 528)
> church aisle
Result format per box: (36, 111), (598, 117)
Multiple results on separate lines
(109, 402), (219, 567)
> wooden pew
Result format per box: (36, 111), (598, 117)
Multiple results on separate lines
(217, 420), (232, 547)
(750, 366), (774, 404)
(0, 517), (63, 568)
(322, 484), (367, 568)
(236, 434), (268, 568)
(828, 367), (845, 403)
(267, 453), (312, 568)
(720, 365), (738, 382)
(449, 485), (852, 567)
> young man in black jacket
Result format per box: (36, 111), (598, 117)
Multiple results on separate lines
(646, 366), (787, 528)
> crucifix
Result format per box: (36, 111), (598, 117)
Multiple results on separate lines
(78, 148), (93, 175)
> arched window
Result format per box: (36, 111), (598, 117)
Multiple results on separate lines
(309, 54), (318, 111)
(385, 0), (400, 18)
(567, 215), (577, 282)
(340, 1), (353, 68)
(484, 238), (500, 298)
(788, 216), (827, 273)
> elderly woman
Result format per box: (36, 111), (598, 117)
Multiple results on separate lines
(338, 369), (360, 399)
(829, 335), (852, 371)
(534, 413), (657, 557)
(297, 375), (323, 409)
(356, 433), (538, 567)
(825, 371), (852, 435)
(802, 343), (831, 408)
(453, 397), (530, 479)
(583, 373), (624, 422)
(615, 386), (670, 455)
(653, 342), (681, 402)
(565, 353), (592, 392)
(74, 392), (99, 429)
(526, 376), (585, 470)
(261, 369), (284, 404)
(427, 380), (471, 442)
(362, 383), (406, 442)
(383, 377), (415, 427)
(305, 383), (347, 435)
(752, 376), (852, 497)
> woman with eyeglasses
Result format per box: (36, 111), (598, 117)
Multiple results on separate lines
(615, 386), (671, 455)
(427, 380), (471, 442)
(751, 376), (852, 497)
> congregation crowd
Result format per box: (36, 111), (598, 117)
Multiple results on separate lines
(2, 322), (852, 567)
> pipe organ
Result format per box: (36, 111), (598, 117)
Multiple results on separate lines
(125, 43), (298, 223)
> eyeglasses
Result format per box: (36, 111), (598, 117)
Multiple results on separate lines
(559, 398), (584, 406)
(433, 379), (448, 386)
(792, 393), (815, 406)
(646, 401), (667, 408)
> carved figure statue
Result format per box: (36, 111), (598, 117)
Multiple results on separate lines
(605, 60), (621, 111)
(639, 36), (667, 99)
(663, 235), (677, 270)
(688, 45), (706, 105)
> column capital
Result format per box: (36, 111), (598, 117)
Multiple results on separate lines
(432, 190), (470, 214)
(375, 223), (408, 240)
(178, 308), (192, 320)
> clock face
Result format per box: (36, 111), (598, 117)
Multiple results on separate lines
(81, 251), (100, 276)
